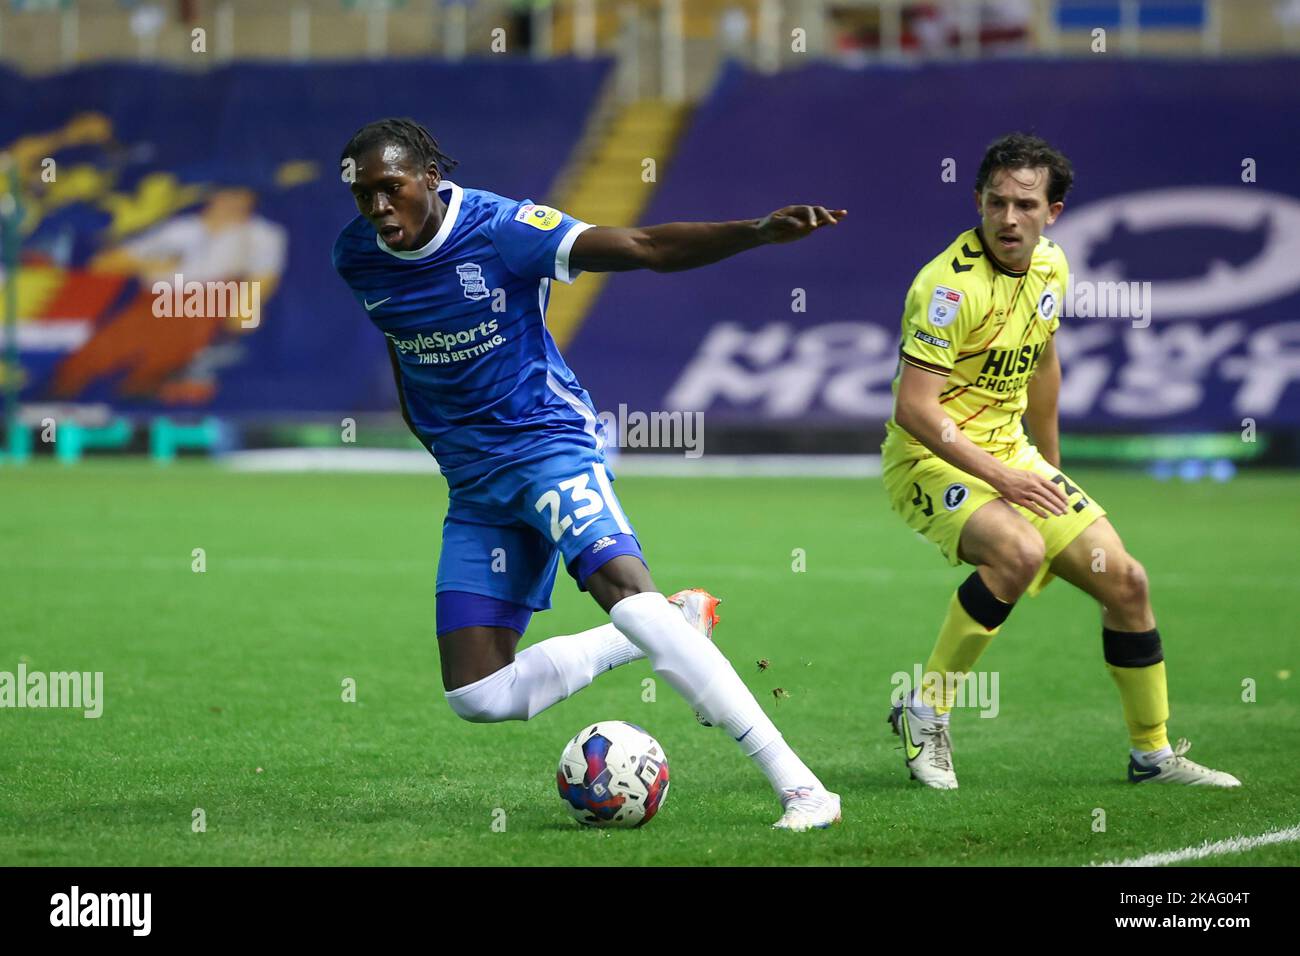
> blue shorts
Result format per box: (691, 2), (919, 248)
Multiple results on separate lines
(435, 446), (645, 634)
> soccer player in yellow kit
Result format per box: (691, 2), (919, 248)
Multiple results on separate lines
(882, 133), (1239, 789)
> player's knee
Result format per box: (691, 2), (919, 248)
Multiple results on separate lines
(446, 693), (522, 724)
(446, 696), (498, 723)
(999, 531), (1046, 591)
(444, 664), (523, 723)
(1110, 557), (1150, 614)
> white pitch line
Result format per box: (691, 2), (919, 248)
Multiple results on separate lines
(221, 449), (883, 478)
(1091, 823), (1300, 867)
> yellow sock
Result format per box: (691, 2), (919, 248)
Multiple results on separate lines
(921, 572), (1014, 714)
(1107, 661), (1170, 752)
(1102, 628), (1170, 752)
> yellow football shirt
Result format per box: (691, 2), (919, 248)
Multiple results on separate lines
(882, 227), (1068, 463)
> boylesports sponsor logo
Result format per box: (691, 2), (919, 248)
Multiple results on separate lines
(385, 319), (506, 365)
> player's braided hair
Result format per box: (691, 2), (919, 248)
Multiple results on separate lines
(975, 133), (1074, 205)
(340, 117), (460, 176)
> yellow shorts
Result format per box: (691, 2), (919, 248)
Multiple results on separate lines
(882, 443), (1106, 597)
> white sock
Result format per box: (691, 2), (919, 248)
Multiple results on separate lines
(609, 591), (822, 794)
(907, 688), (950, 725)
(444, 623), (640, 722)
(751, 738), (821, 794)
(1132, 745), (1174, 766)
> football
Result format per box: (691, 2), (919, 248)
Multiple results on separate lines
(556, 721), (671, 828)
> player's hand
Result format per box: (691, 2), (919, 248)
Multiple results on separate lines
(991, 466), (1070, 519)
(757, 205), (846, 244)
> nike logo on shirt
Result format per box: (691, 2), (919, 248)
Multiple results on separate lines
(364, 296), (392, 311)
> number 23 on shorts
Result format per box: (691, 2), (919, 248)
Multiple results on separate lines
(534, 473), (605, 542)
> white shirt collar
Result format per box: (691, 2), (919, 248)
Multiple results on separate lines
(375, 180), (462, 260)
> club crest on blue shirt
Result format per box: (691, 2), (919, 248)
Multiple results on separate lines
(456, 262), (491, 301)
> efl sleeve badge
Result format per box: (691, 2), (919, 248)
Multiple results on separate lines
(514, 203), (563, 231)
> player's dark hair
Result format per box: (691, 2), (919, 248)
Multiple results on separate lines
(974, 133), (1073, 205)
(340, 117), (459, 176)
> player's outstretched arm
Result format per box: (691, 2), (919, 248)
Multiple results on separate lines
(1024, 336), (1062, 468)
(567, 205), (846, 274)
(895, 363), (1069, 519)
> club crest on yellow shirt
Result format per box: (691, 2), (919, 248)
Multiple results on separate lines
(1037, 288), (1059, 322)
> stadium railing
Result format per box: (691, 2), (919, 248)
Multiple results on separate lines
(0, 1), (1294, 86)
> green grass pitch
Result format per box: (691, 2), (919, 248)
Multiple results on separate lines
(2, 461), (1296, 866)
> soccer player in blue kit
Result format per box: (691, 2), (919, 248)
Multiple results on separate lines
(333, 118), (847, 830)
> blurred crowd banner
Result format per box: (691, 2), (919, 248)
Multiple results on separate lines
(0, 58), (609, 414)
(569, 59), (1300, 431)
(5, 56), (1299, 433)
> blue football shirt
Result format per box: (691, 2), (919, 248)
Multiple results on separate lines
(332, 181), (608, 490)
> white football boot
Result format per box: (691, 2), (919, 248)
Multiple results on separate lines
(1127, 738), (1241, 788)
(667, 588), (723, 727)
(772, 786), (842, 831)
(888, 698), (958, 790)
(666, 589), (841, 829)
